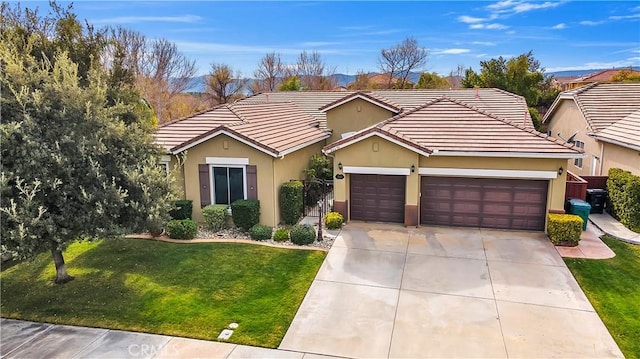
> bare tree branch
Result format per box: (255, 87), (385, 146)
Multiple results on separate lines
(206, 63), (247, 105)
(378, 37), (428, 89)
(251, 52), (284, 94)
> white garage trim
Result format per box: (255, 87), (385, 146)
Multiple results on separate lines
(344, 166), (410, 175)
(419, 167), (558, 179)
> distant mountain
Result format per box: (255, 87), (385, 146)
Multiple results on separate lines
(547, 67), (640, 78)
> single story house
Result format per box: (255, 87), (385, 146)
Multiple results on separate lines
(543, 82), (640, 176)
(156, 89), (583, 230)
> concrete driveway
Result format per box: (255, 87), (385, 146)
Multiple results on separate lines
(279, 223), (623, 358)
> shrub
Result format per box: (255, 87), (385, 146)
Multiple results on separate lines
(202, 204), (228, 231)
(273, 228), (289, 242)
(167, 219), (198, 240)
(290, 224), (316, 245)
(607, 168), (640, 232)
(324, 212), (344, 230)
(231, 199), (260, 231)
(249, 224), (272, 241)
(169, 200), (193, 220)
(280, 181), (303, 225)
(547, 214), (583, 246)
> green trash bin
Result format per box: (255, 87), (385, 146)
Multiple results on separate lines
(568, 198), (591, 230)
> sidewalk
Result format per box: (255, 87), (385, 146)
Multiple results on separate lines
(555, 224), (616, 259)
(589, 212), (640, 245)
(0, 318), (342, 359)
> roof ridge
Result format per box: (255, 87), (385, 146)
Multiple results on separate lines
(159, 104), (225, 128)
(375, 97), (448, 127)
(227, 104), (249, 123)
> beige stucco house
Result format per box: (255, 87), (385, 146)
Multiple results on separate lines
(543, 83), (640, 176)
(156, 89), (583, 230)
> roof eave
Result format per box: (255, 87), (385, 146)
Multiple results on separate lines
(591, 135), (640, 152)
(431, 150), (584, 159)
(170, 128), (279, 157)
(323, 129), (433, 158)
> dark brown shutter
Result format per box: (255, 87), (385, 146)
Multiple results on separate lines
(198, 164), (211, 207)
(246, 165), (258, 200)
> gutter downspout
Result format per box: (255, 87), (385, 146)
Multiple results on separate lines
(599, 142), (605, 176)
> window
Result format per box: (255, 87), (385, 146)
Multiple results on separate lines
(211, 166), (245, 205)
(574, 140), (585, 168)
(159, 162), (170, 174)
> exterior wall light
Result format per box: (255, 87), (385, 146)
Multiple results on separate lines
(411, 165), (416, 173)
(338, 162), (343, 170)
(558, 167), (564, 175)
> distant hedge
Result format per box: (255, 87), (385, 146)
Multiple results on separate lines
(607, 168), (640, 232)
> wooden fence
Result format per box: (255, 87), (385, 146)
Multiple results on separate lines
(565, 171), (587, 200)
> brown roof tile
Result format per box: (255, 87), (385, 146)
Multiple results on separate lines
(155, 102), (329, 155)
(546, 82), (640, 131)
(325, 97), (581, 156)
(592, 110), (640, 151)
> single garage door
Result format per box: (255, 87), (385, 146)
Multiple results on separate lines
(421, 177), (548, 230)
(350, 174), (405, 223)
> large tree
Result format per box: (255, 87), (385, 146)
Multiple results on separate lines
(415, 72), (450, 89)
(378, 37), (428, 89)
(108, 28), (198, 123)
(296, 50), (336, 90)
(1, 3), (174, 284)
(206, 63), (247, 105)
(250, 52), (284, 94)
(462, 51), (558, 129)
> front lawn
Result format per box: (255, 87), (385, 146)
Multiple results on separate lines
(565, 236), (640, 357)
(0, 239), (326, 348)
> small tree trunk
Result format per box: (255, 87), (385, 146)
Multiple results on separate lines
(50, 241), (74, 284)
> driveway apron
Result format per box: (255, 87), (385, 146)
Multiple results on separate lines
(279, 222), (623, 358)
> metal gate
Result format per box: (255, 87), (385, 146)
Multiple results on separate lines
(303, 179), (334, 217)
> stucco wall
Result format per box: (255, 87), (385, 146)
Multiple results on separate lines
(546, 100), (600, 176)
(273, 141), (326, 224)
(325, 99), (393, 144)
(601, 142), (640, 175)
(181, 134), (275, 225)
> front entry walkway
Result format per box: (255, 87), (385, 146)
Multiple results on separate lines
(279, 222), (623, 358)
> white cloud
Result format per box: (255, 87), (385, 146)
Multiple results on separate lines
(609, 14), (640, 20)
(511, 2), (561, 13)
(458, 15), (486, 23)
(552, 23), (566, 29)
(580, 20), (605, 26)
(433, 48), (471, 55)
(92, 15), (202, 24)
(469, 23), (509, 30)
(475, 53), (488, 58)
(472, 41), (496, 46)
(487, 0), (563, 15)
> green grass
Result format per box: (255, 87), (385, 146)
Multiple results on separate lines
(0, 239), (326, 348)
(565, 236), (640, 357)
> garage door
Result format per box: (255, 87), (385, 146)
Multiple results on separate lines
(350, 174), (405, 223)
(420, 177), (548, 230)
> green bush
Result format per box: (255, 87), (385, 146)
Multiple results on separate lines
(290, 224), (316, 245)
(607, 168), (640, 232)
(324, 212), (344, 230)
(280, 181), (303, 225)
(547, 214), (583, 246)
(249, 224), (273, 241)
(169, 200), (193, 220)
(231, 199), (260, 231)
(202, 204), (228, 231)
(273, 228), (289, 242)
(167, 219), (198, 240)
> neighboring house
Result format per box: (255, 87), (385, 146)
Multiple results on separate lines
(543, 82), (640, 176)
(157, 89), (582, 230)
(590, 111), (640, 175)
(562, 69), (640, 90)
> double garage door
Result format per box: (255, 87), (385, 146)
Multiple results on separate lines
(350, 174), (548, 230)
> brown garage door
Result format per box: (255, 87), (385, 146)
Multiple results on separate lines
(420, 177), (548, 230)
(350, 174), (405, 223)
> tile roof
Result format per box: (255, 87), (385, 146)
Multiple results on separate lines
(324, 97), (582, 157)
(544, 82), (640, 131)
(155, 102), (329, 156)
(243, 88), (533, 128)
(318, 92), (401, 113)
(569, 69), (640, 84)
(592, 110), (640, 151)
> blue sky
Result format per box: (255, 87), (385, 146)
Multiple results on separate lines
(50, 1), (640, 76)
